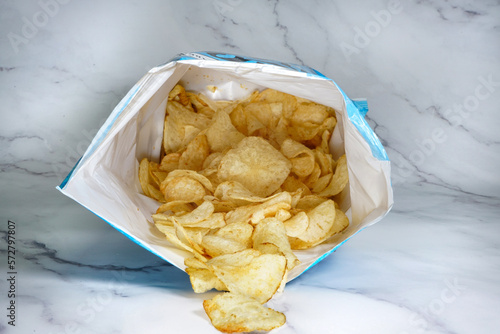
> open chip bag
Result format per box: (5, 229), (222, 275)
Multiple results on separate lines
(58, 51), (393, 285)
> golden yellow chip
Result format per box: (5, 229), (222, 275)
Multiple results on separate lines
(206, 110), (246, 152)
(203, 293), (286, 333)
(218, 136), (291, 197)
(186, 267), (227, 293)
(316, 154), (349, 197)
(214, 221), (254, 248)
(163, 100), (211, 154)
(202, 234), (248, 258)
(208, 251), (287, 304)
(252, 218), (299, 270)
(178, 133), (209, 171)
(283, 211), (309, 237)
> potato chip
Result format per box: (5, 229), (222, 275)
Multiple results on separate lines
(159, 153), (181, 173)
(160, 176), (206, 202)
(214, 181), (289, 207)
(281, 138), (315, 178)
(296, 195), (328, 211)
(178, 133), (209, 171)
(253, 218), (300, 270)
(316, 154), (349, 197)
(203, 293), (286, 333)
(162, 169), (214, 193)
(155, 223), (207, 262)
(283, 211), (309, 238)
(163, 100), (211, 154)
(202, 234), (248, 258)
(225, 191), (292, 225)
(168, 84), (190, 107)
(186, 267), (227, 293)
(214, 221), (254, 248)
(229, 104), (248, 135)
(289, 208), (349, 250)
(208, 251), (287, 304)
(292, 103), (329, 126)
(206, 110), (246, 152)
(274, 208), (292, 222)
(256, 88), (297, 119)
(155, 201), (194, 214)
(139, 158), (152, 197)
(218, 136), (291, 197)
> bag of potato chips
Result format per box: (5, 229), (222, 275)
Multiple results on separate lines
(57, 51), (393, 281)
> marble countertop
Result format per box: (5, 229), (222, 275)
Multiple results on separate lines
(1, 1), (499, 333)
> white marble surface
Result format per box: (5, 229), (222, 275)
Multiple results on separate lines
(1, 0), (499, 333)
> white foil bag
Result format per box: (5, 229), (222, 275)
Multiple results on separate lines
(57, 52), (393, 281)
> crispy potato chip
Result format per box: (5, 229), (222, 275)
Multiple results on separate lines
(159, 153), (181, 173)
(304, 162), (321, 188)
(160, 176), (206, 202)
(218, 136), (291, 197)
(281, 138), (315, 178)
(168, 84), (190, 107)
(214, 221), (254, 248)
(292, 103), (329, 126)
(155, 201), (194, 214)
(256, 88), (297, 119)
(229, 104), (248, 135)
(253, 218), (300, 270)
(203, 293), (286, 333)
(274, 208), (292, 222)
(203, 196), (238, 213)
(186, 267), (227, 293)
(283, 211), (309, 237)
(202, 234), (248, 258)
(316, 154), (349, 197)
(139, 158), (152, 197)
(207, 249), (260, 268)
(163, 169), (214, 193)
(281, 175), (311, 195)
(173, 221), (206, 255)
(208, 251), (287, 304)
(205, 110), (246, 152)
(225, 191), (292, 225)
(163, 100), (211, 154)
(178, 133), (209, 171)
(296, 195), (328, 211)
(214, 181), (289, 207)
(147, 184), (165, 202)
(295, 200), (337, 244)
(184, 256), (209, 270)
(289, 208), (349, 250)
(155, 223), (207, 262)
(312, 173), (333, 193)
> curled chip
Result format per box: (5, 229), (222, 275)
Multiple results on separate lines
(203, 293), (286, 333)
(218, 136), (292, 197)
(139, 84), (351, 333)
(208, 250), (287, 304)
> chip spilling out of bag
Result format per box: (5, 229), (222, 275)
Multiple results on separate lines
(139, 84), (349, 332)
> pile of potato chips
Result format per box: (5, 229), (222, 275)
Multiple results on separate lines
(139, 84), (349, 332)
